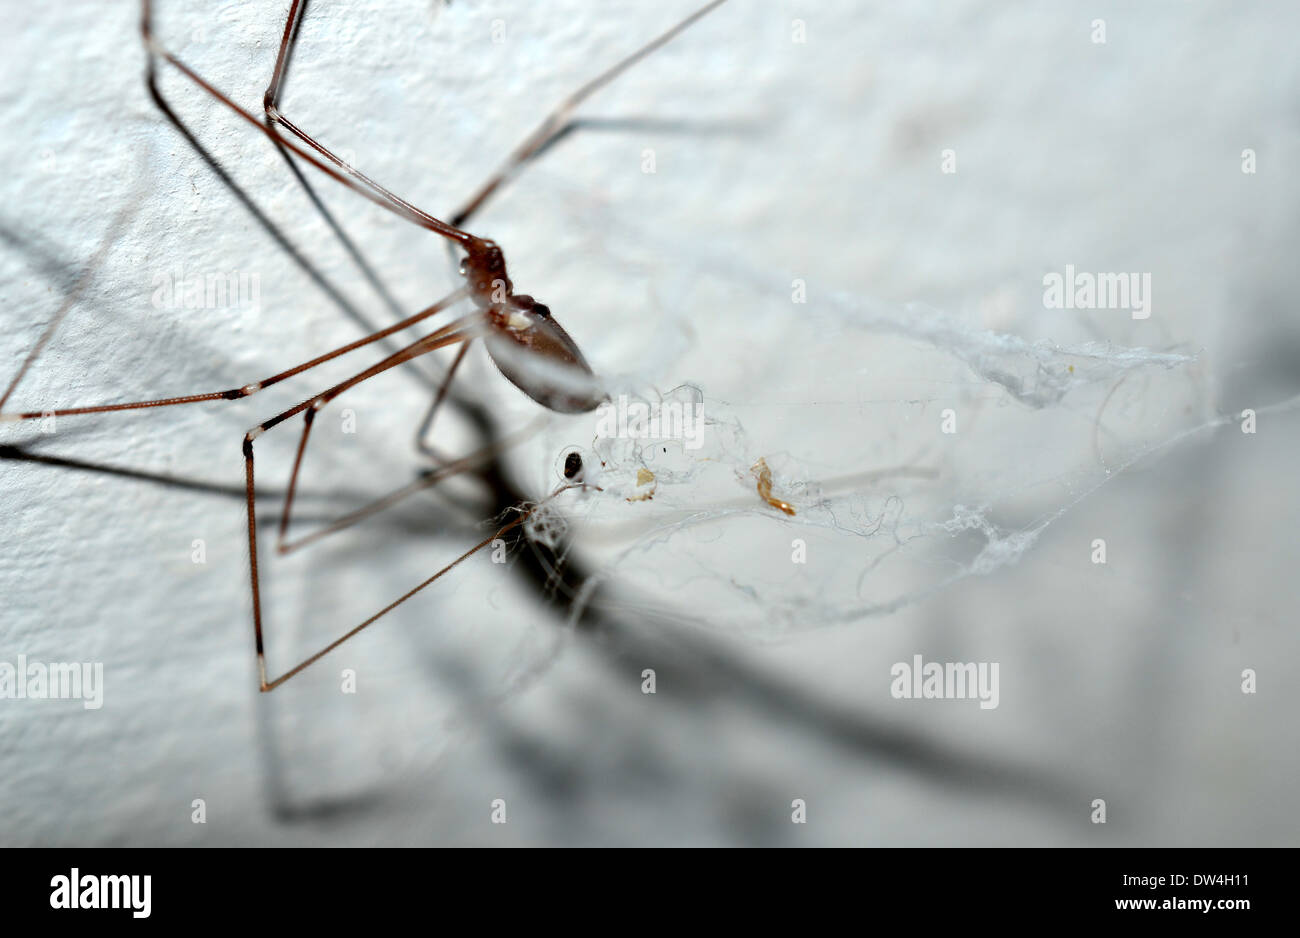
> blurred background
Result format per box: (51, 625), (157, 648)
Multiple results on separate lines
(1, 0), (1297, 845)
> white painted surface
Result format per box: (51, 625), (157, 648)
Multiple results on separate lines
(1, 1), (1297, 845)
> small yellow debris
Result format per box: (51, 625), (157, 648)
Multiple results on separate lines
(752, 458), (796, 516)
(627, 467), (657, 502)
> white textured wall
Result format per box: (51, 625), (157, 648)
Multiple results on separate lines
(1, 0), (1297, 845)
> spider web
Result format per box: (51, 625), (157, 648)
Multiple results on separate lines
(511, 213), (1223, 640)
(3, 0), (1298, 848)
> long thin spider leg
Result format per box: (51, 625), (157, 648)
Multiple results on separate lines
(261, 0), (408, 318)
(259, 0), (429, 227)
(0, 289), (467, 423)
(278, 417), (544, 557)
(240, 317), (566, 691)
(262, 0), (352, 177)
(258, 0), (728, 231)
(260, 483), (587, 691)
(140, 0), (472, 245)
(264, 0), (307, 114)
(414, 341), (471, 462)
(451, 0), (729, 227)
(271, 138), (410, 321)
(264, 0), (473, 456)
(142, 20), (444, 398)
(270, 319), (479, 550)
(243, 327), (469, 689)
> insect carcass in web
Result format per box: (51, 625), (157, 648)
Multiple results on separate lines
(0, 0), (729, 690)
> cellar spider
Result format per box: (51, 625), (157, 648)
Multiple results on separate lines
(1, 0), (728, 691)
